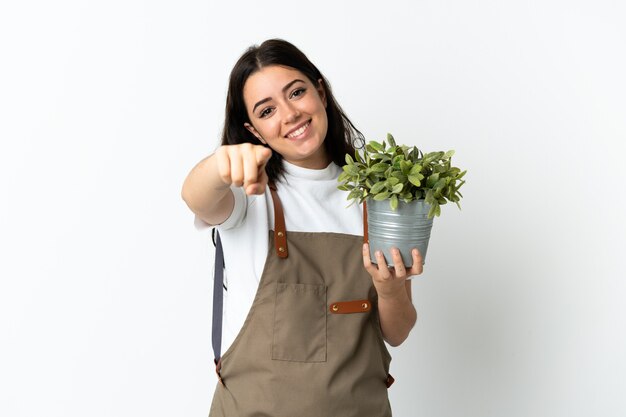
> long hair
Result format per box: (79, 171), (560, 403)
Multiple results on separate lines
(221, 38), (364, 183)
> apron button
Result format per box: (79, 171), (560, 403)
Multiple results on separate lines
(277, 231), (284, 237)
(362, 302), (369, 309)
(332, 304), (339, 312)
(278, 246), (285, 252)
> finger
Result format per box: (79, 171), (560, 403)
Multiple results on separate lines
(408, 248), (424, 276)
(375, 250), (391, 280)
(255, 146), (272, 167)
(243, 146), (271, 195)
(362, 243), (377, 274)
(242, 151), (259, 189)
(391, 247), (406, 277)
(215, 148), (232, 186)
(229, 149), (244, 187)
(245, 183), (258, 195)
(245, 163), (270, 195)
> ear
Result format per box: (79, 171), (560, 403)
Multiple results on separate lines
(244, 122), (266, 144)
(317, 78), (327, 108)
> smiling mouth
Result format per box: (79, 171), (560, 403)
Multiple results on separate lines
(286, 120), (311, 139)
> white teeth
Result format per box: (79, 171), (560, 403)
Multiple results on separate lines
(287, 121), (310, 138)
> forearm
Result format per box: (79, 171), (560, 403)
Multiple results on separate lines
(181, 154), (231, 218)
(377, 283), (417, 347)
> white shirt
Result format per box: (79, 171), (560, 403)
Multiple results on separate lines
(195, 160), (364, 355)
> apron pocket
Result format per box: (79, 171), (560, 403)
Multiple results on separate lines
(272, 282), (327, 362)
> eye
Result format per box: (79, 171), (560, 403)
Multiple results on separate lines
(290, 87), (306, 98)
(259, 107), (273, 118)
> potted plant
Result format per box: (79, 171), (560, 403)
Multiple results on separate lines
(338, 133), (466, 266)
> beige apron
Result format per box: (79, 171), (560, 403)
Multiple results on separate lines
(210, 187), (394, 417)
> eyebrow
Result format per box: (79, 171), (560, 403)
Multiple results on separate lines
(252, 79), (306, 114)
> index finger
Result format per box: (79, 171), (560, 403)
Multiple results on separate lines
(362, 243), (377, 274)
(255, 146), (272, 166)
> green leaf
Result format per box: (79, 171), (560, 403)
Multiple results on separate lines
(345, 153), (354, 165)
(371, 163), (389, 172)
(348, 189), (362, 200)
(433, 164), (446, 173)
(391, 183), (403, 193)
(343, 164), (359, 175)
(425, 189), (435, 204)
(428, 204), (437, 218)
(409, 147), (421, 162)
(369, 141), (384, 152)
(387, 133), (397, 148)
(385, 177), (400, 187)
(392, 155), (404, 165)
(428, 203), (441, 218)
(390, 194), (399, 210)
(370, 181), (387, 194)
(373, 191), (391, 201)
(426, 172), (440, 188)
(401, 160), (413, 175)
(410, 164), (423, 175)
(372, 153), (391, 162)
(390, 172), (407, 184)
(408, 174), (422, 187)
(444, 150), (455, 159)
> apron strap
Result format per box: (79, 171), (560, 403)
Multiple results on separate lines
(363, 200), (369, 244)
(269, 184), (288, 258)
(212, 183), (288, 378)
(212, 229), (225, 383)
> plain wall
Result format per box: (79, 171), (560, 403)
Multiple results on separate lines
(1, 0), (625, 416)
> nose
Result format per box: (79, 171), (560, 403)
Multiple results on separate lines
(283, 102), (301, 124)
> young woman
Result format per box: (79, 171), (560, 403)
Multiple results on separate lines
(182, 39), (422, 416)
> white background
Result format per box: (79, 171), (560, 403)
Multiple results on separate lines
(1, 0), (625, 416)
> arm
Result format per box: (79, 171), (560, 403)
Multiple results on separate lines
(181, 144), (272, 225)
(363, 244), (422, 347)
(377, 280), (416, 347)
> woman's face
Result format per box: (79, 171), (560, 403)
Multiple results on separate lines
(243, 65), (330, 169)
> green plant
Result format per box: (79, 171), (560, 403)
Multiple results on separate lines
(337, 133), (467, 218)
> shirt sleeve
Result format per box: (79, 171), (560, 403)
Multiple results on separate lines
(193, 186), (248, 231)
